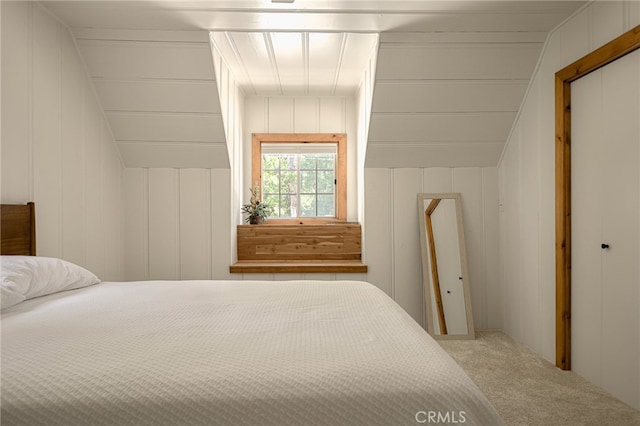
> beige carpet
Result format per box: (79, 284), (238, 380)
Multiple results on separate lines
(438, 331), (640, 426)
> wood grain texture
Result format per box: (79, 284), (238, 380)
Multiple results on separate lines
(555, 24), (640, 371)
(232, 223), (366, 273)
(1, 203), (36, 256)
(425, 209), (447, 334)
(251, 133), (347, 221)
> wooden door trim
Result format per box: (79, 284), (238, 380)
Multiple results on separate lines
(555, 25), (640, 370)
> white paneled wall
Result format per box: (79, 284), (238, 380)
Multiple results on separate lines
(1, 2), (124, 280)
(232, 96), (365, 281)
(243, 97), (358, 222)
(499, 1), (640, 363)
(124, 168), (233, 281)
(364, 167), (500, 329)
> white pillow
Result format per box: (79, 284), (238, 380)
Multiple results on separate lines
(1, 256), (100, 310)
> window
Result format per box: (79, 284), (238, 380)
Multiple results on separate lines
(252, 133), (347, 222)
(262, 144), (336, 218)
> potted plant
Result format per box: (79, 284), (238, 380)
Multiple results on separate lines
(241, 184), (273, 224)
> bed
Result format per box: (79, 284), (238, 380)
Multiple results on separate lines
(0, 203), (503, 426)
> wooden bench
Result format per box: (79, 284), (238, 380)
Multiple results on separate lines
(230, 223), (367, 273)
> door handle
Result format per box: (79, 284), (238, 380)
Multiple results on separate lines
(601, 243), (610, 249)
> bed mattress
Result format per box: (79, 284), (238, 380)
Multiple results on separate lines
(1, 280), (502, 425)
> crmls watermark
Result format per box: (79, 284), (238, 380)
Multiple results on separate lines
(415, 410), (467, 424)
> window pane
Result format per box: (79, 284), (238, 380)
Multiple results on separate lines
(316, 155), (334, 170)
(281, 171), (297, 194)
(300, 155), (316, 169)
(279, 154), (297, 170)
(261, 146), (338, 219)
(280, 194), (297, 217)
(263, 194), (279, 216)
(317, 194), (334, 217)
(263, 154), (280, 171)
(317, 171), (334, 194)
(300, 170), (316, 193)
(300, 194), (316, 217)
(262, 171), (279, 195)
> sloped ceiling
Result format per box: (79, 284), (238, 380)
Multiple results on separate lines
(42, 1), (585, 169)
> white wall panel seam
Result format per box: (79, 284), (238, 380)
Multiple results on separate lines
(80, 61), (87, 266)
(63, 20), (125, 169)
(175, 169), (181, 280)
(100, 121), (106, 278)
(587, 7), (594, 52)
(497, 1), (591, 168)
(638, 49), (640, 412)
(207, 169), (213, 280)
(451, 167), (455, 191)
(623, 1), (630, 32)
(144, 168), (150, 279)
(57, 20), (64, 258)
(212, 170), (220, 280)
(481, 168), (488, 330)
(292, 98), (296, 131)
(390, 169), (396, 300)
(536, 81), (544, 353)
(28, 2), (35, 201)
(420, 168), (425, 328)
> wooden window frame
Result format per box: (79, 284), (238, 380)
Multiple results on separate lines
(555, 25), (640, 370)
(252, 133), (347, 224)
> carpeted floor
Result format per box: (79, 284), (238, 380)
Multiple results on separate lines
(438, 331), (640, 426)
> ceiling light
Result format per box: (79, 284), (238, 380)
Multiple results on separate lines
(272, 0), (295, 3)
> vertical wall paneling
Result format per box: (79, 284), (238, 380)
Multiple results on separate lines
(103, 126), (123, 280)
(363, 166), (498, 329)
(267, 98), (293, 132)
(1, 1), (31, 202)
(124, 168), (235, 281)
(60, 27), (85, 267)
(498, 0), (640, 377)
(591, 1), (624, 50)
(363, 168), (393, 296)
(124, 169), (148, 281)
(83, 89), (106, 279)
(211, 168), (234, 280)
(2, 3), (125, 279)
(210, 41), (241, 278)
(243, 96), (357, 222)
(32, 5), (61, 259)
(148, 169), (179, 280)
(294, 98), (319, 132)
(452, 168), (486, 330)
(179, 169), (211, 280)
(344, 97), (358, 224)
(560, 8), (590, 66)
(482, 168), (501, 330)
(392, 168), (425, 324)
(422, 168), (453, 193)
(538, 29), (562, 362)
(319, 97), (345, 132)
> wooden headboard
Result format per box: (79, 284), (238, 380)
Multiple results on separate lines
(0, 202), (36, 255)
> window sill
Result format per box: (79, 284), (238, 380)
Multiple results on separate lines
(230, 260), (367, 274)
(231, 223), (366, 274)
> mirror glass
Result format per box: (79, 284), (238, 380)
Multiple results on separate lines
(417, 193), (475, 340)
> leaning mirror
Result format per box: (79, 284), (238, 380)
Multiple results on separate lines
(417, 193), (475, 340)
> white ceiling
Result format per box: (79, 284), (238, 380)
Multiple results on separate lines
(210, 31), (378, 96)
(42, 0), (586, 169)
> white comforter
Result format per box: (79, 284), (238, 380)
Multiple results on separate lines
(1, 280), (502, 425)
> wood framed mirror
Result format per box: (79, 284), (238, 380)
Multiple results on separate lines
(417, 193), (475, 340)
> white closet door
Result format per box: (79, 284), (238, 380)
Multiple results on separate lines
(599, 51), (640, 408)
(571, 50), (640, 410)
(571, 68), (605, 389)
